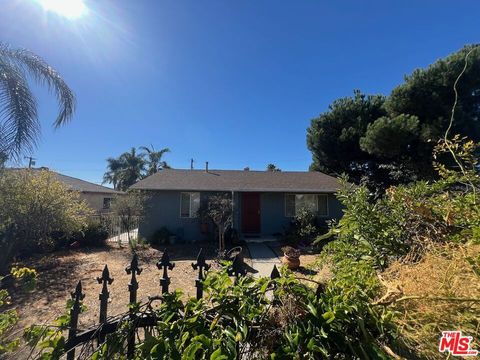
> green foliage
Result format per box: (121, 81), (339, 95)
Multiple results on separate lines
(103, 145), (170, 191)
(0, 169), (93, 271)
(360, 114), (420, 158)
(104, 148), (146, 191)
(23, 293), (86, 360)
(149, 226), (171, 246)
(0, 43), (75, 158)
(386, 44), (480, 142)
(307, 45), (480, 192)
(283, 208), (319, 246)
(0, 289), (19, 353)
(266, 163), (281, 172)
(40, 265), (391, 360)
(307, 91), (386, 177)
(75, 220), (109, 248)
(0, 266), (37, 354)
(140, 145), (171, 176)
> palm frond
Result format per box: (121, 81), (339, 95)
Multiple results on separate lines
(0, 42), (76, 157)
(0, 44), (75, 127)
(0, 57), (39, 158)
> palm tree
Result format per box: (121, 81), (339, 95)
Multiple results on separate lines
(0, 43), (75, 158)
(119, 148), (146, 189)
(103, 148), (146, 191)
(103, 157), (123, 190)
(140, 145), (170, 175)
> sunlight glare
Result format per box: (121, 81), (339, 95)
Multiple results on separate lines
(35, 0), (87, 19)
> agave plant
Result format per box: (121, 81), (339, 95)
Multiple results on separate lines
(0, 43), (75, 158)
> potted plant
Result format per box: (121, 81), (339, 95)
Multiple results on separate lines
(281, 246), (301, 270)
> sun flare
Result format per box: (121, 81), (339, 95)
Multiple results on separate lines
(35, 0), (87, 19)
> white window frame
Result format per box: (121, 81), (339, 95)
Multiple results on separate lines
(284, 194), (329, 218)
(180, 192), (200, 218)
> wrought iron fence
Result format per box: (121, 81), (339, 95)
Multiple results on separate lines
(62, 250), (281, 359)
(89, 214), (139, 245)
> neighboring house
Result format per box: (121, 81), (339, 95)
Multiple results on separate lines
(8, 168), (123, 213)
(51, 171), (123, 213)
(130, 168), (343, 242)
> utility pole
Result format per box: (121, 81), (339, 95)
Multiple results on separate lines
(24, 156), (36, 168)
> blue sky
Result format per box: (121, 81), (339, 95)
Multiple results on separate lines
(1, 0), (479, 185)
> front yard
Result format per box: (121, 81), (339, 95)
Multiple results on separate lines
(6, 243), (218, 359)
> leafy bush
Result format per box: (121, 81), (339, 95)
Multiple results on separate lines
(77, 221), (109, 248)
(317, 136), (480, 269)
(0, 170), (92, 271)
(283, 208), (319, 246)
(148, 226), (171, 246)
(0, 267), (37, 354)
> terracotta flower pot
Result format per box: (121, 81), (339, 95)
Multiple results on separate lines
(282, 254), (300, 270)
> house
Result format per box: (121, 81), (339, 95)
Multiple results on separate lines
(130, 167), (343, 242)
(7, 168), (123, 213)
(49, 171), (123, 213)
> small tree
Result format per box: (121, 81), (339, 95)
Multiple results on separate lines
(111, 191), (146, 250)
(207, 194), (233, 252)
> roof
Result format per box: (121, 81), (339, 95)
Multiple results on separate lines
(130, 169), (340, 193)
(7, 168), (122, 194)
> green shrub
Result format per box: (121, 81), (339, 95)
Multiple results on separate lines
(77, 221), (109, 247)
(0, 170), (93, 267)
(0, 267), (37, 354)
(283, 208), (320, 246)
(149, 226), (171, 246)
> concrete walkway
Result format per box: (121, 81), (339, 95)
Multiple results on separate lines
(246, 242), (281, 278)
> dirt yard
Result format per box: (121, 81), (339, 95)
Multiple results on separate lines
(5, 243), (217, 358)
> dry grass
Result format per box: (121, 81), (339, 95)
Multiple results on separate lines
(381, 243), (480, 359)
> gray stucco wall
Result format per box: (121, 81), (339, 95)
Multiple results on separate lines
(257, 192), (342, 236)
(139, 191), (343, 242)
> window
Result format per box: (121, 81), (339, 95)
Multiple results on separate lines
(103, 197), (112, 209)
(180, 192), (200, 218)
(317, 195), (328, 216)
(285, 194), (328, 217)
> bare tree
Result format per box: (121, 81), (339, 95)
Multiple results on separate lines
(111, 191), (146, 249)
(207, 194), (233, 252)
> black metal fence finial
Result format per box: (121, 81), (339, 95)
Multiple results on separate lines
(66, 281), (85, 360)
(97, 265), (113, 343)
(192, 248), (210, 299)
(157, 249), (175, 294)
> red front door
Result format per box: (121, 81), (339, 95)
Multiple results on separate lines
(242, 193), (261, 234)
